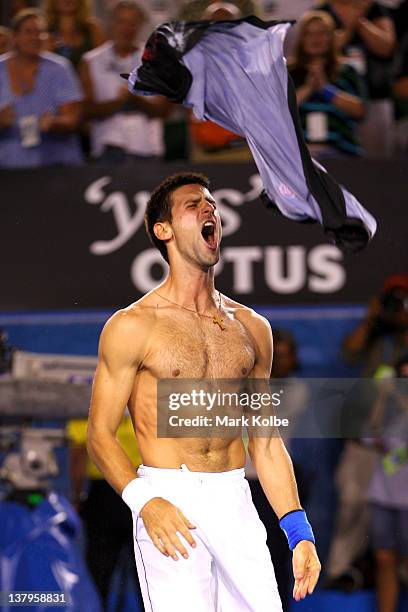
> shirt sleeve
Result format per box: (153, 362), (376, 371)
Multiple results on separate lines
(52, 59), (84, 108)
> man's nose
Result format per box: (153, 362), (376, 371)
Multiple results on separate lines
(201, 201), (215, 215)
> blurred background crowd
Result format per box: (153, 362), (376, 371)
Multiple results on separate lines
(1, 2), (408, 612)
(0, 0), (408, 167)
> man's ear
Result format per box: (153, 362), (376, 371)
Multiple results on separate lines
(153, 221), (172, 242)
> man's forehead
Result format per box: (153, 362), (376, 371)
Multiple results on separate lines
(173, 183), (212, 201)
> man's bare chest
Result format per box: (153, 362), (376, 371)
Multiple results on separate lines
(143, 313), (256, 379)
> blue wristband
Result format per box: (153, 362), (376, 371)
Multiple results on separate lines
(279, 509), (315, 550)
(319, 84), (337, 103)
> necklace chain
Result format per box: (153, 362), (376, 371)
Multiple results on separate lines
(153, 290), (225, 330)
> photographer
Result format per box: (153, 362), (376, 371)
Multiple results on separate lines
(366, 355), (408, 612)
(343, 274), (408, 376)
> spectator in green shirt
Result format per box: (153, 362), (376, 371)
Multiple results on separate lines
(288, 10), (368, 157)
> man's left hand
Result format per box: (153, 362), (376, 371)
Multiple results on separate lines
(292, 540), (321, 601)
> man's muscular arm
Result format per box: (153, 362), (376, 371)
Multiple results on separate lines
(87, 307), (196, 561)
(87, 309), (146, 493)
(245, 313), (321, 601)
(246, 314), (300, 517)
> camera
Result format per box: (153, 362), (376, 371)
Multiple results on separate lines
(381, 289), (408, 316)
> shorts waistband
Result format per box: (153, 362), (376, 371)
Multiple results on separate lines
(137, 464), (245, 482)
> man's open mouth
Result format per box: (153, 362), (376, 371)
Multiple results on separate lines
(201, 220), (217, 250)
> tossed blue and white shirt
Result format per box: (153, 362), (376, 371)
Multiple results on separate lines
(127, 17), (377, 252)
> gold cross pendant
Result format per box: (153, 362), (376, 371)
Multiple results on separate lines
(213, 315), (226, 331)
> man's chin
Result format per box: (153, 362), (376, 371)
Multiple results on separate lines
(200, 249), (220, 269)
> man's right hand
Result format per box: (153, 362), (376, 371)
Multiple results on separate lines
(140, 497), (197, 561)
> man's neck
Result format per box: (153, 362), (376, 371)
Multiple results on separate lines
(158, 268), (218, 312)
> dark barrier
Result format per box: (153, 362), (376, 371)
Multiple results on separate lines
(1, 158), (406, 310)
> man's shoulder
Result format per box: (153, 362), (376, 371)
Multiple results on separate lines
(104, 295), (157, 334)
(223, 295), (271, 333)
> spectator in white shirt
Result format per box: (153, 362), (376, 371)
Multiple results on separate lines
(80, 0), (171, 163)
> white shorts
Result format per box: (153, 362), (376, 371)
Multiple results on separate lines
(132, 464), (283, 612)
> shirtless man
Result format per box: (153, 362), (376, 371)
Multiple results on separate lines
(87, 172), (321, 611)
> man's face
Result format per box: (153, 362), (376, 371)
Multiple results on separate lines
(163, 183), (222, 269)
(112, 7), (142, 48)
(14, 17), (44, 57)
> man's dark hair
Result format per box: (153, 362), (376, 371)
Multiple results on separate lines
(145, 172), (210, 263)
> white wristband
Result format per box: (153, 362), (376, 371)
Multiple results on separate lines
(121, 478), (157, 516)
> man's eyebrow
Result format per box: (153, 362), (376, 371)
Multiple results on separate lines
(206, 196), (216, 204)
(181, 194), (216, 205)
(183, 196), (201, 204)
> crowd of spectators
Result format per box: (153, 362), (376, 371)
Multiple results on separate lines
(0, 0), (407, 167)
